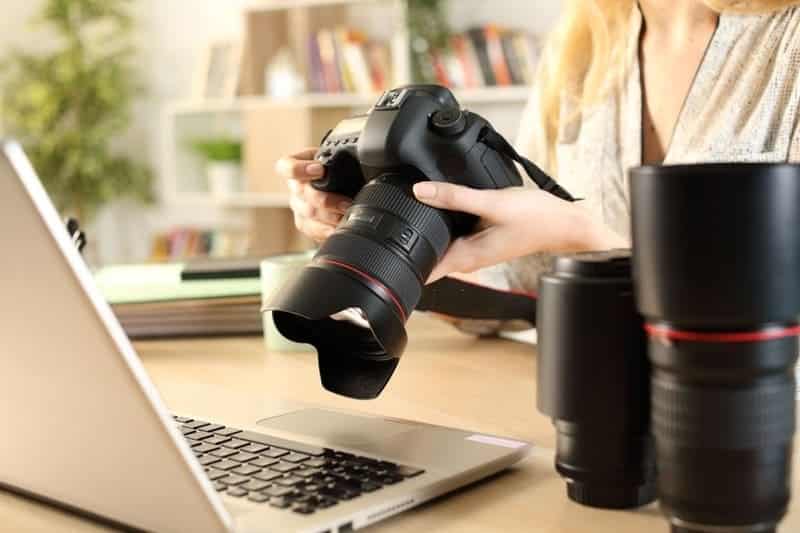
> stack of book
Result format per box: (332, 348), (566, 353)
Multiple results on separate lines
(95, 264), (263, 339)
(308, 28), (393, 94)
(418, 25), (542, 89)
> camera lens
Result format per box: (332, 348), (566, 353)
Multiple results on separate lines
(537, 250), (657, 509)
(268, 173), (458, 399)
(630, 163), (800, 533)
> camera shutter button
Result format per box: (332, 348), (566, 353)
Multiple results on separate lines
(430, 108), (467, 136)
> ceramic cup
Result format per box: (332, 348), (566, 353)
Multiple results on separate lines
(260, 250), (315, 352)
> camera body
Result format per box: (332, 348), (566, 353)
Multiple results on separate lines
(313, 85), (523, 210)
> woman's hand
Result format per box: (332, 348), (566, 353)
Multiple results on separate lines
(276, 148), (353, 242)
(413, 182), (628, 282)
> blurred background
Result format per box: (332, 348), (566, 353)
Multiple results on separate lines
(0, 0), (562, 267)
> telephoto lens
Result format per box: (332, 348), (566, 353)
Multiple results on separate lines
(630, 163), (800, 533)
(537, 250), (657, 509)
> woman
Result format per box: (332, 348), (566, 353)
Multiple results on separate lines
(277, 0), (800, 313)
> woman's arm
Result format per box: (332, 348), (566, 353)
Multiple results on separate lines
(414, 182), (628, 282)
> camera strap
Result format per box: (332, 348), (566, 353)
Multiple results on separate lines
(480, 128), (578, 203)
(418, 276), (537, 326)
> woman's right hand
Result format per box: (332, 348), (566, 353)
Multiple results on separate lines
(276, 148), (353, 242)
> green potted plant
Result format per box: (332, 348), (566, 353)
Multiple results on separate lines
(190, 137), (244, 197)
(0, 0), (153, 222)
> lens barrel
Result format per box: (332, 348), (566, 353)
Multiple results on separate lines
(537, 250), (657, 509)
(268, 174), (454, 399)
(630, 164), (800, 533)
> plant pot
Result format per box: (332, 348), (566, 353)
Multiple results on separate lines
(207, 161), (242, 197)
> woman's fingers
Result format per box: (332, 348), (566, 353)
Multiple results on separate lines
(303, 186), (352, 214)
(293, 213), (337, 243)
(413, 181), (510, 221)
(276, 147), (325, 181)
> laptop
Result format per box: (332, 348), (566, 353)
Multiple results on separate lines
(0, 141), (532, 533)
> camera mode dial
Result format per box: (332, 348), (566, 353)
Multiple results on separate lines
(429, 108), (467, 136)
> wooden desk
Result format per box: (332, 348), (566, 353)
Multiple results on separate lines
(2, 314), (799, 532)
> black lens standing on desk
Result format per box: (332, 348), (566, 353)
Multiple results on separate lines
(537, 250), (657, 509)
(630, 163), (800, 533)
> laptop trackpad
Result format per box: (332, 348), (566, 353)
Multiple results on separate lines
(256, 409), (416, 453)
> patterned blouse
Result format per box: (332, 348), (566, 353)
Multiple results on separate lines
(464, 5), (800, 334)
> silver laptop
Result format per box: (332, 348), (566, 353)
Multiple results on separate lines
(0, 141), (531, 533)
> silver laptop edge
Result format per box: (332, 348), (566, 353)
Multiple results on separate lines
(0, 140), (532, 533)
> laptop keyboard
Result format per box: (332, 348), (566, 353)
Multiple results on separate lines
(173, 415), (425, 516)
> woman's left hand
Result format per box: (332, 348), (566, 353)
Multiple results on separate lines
(413, 181), (628, 282)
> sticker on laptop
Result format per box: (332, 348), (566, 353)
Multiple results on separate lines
(467, 434), (528, 449)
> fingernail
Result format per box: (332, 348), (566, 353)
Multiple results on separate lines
(307, 163), (324, 176)
(338, 201), (352, 213)
(414, 182), (436, 200)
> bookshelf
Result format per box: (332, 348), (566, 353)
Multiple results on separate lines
(163, 0), (545, 257)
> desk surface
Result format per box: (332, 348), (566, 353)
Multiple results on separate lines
(2, 315), (798, 532)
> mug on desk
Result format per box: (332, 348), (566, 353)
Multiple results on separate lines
(260, 251), (315, 352)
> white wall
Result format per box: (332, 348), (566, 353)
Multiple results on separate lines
(1, 0), (561, 264)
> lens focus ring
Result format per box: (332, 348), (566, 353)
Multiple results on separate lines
(318, 232), (422, 315)
(355, 181), (452, 257)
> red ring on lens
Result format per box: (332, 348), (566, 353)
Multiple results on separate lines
(645, 323), (800, 343)
(317, 258), (408, 322)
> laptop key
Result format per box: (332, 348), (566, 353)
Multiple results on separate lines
(213, 460), (239, 471)
(193, 443), (220, 454)
(271, 462), (299, 473)
(230, 452), (258, 463)
(295, 468), (321, 478)
(304, 458), (327, 468)
(214, 427), (242, 437)
(211, 447), (238, 459)
(248, 492), (270, 503)
(174, 416), (193, 423)
(226, 487), (247, 498)
(236, 431), (325, 457)
(206, 469), (227, 481)
(283, 453), (309, 463)
(220, 474), (249, 486)
(254, 470), (282, 483)
(202, 424), (224, 433)
(240, 443), (268, 454)
(269, 496), (291, 509)
(213, 481), (227, 492)
(225, 439), (249, 450)
(251, 457), (278, 469)
(292, 505), (315, 515)
(198, 455), (221, 467)
(241, 480), (271, 492)
(190, 431), (213, 441)
(185, 420), (210, 429)
(264, 486), (294, 498)
(275, 476), (303, 487)
(179, 426), (196, 435)
(205, 435), (231, 446)
(232, 465), (260, 476)
(361, 481), (382, 492)
(261, 448), (289, 459)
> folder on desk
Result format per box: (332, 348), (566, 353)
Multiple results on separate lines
(95, 264), (263, 339)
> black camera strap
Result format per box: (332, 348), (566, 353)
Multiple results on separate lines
(480, 128), (578, 203)
(418, 276), (537, 326)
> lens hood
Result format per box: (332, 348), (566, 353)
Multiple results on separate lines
(630, 163), (800, 326)
(266, 264), (407, 399)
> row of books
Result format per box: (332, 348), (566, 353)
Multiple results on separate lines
(149, 228), (251, 262)
(418, 26), (542, 89)
(308, 28), (393, 94)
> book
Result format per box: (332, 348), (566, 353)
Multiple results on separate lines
(96, 263), (264, 339)
(484, 25), (513, 86)
(466, 27), (496, 86)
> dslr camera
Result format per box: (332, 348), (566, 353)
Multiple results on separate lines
(267, 85), (573, 399)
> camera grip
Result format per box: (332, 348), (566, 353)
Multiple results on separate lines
(311, 152), (365, 199)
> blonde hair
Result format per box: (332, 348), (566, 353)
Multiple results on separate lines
(539, 0), (800, 151)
